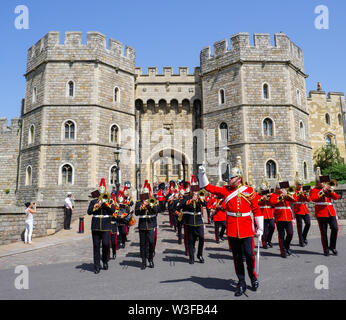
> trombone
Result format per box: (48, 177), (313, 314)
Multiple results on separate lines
(198, 189), (207, 202)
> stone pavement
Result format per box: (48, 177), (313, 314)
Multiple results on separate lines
(0, 211), (345, 300)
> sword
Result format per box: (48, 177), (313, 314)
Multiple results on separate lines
(256, 234), (262, 276)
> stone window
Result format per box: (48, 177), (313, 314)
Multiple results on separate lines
(297, 89), (301, 106)
(219, 122), (228, 143)
(299, 121), (305, 140)
(325, 113), (330, 125)
(114, 87), (120, 103)
(263, 118), (273, 137)
(159, 159), (168, 176)
(64, 120), (75, 140)
(67, 81), (74, 97)
(32, 87), (37, 103)
(61, 164), (73, 184)
(338, 114), (342, 126)
(266, 160), (276, 179)
(172, 163), (180, 176)
(25, 166), (32, 186)
(28, 124), (35, 144)
(263, 83), (270, 100)
(219, 89), (225, 105)
(303, 162), (307, 180)
(325, 134), (333, 146)
(110, 124), (119, 144)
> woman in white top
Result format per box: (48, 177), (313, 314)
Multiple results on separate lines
(24, 202), (36, 244)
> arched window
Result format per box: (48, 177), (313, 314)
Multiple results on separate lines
(114, 87), (120, 103)
(61, 164), (73, 184)
(68, 81), (74, 97)
(25, 166), (32, 186)
(110, 124), (119, 144)
(303, 162), (307, 180)
(325, 113), (330, 125)
(64, 120), (75, 140)
(28, 124), (35, 144)
(110, 165), (120, 185)
(338, 114), (342, 126)
(219, 89), (225, 105)
(263, 118), (273, 137)
(32, 87), (37, 103)
(159, 159), (168, 176)
(266, 160), (276, 179)
(299, 121), (305, 140)
(219, 122), (228, 142)
(326, 134), (332, 146)
(263, 83), (269, 100)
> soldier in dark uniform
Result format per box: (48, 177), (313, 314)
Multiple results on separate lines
(109, 193), (119, 260)
(115, 190), (130, 249)
(176, 177), (205, 264)
(87, 178), (116, 274)
(135, 180), (160, 270)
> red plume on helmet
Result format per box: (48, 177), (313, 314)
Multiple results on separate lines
(123, 185), (129, 197)
(117, 190), (125, 204)
(99, 178), (106, 193)
(140, 179), (151, 201)
(190, 175), (200, 192)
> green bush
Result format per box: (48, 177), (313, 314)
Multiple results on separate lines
(323, 164), (346, 183)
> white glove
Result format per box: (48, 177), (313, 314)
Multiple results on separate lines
(255, 216), (264, 237)
(198, 165), (209, 188)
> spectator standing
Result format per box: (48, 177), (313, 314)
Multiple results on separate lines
(24, 202), (36, 244)
(64, 192), (73, 230)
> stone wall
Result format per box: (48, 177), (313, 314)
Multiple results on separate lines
(0, 118), (21, 206)
(0, 198), (89, 245)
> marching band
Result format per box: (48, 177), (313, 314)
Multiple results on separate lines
(87, 163), (341, 297)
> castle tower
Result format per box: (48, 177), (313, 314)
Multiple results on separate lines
(200, 33), (313, 187)
(17, 31), (136, 203)
(134, 66), (202, 190)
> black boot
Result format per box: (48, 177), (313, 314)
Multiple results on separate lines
(197, 255), (205, 263)
(103, 262), (108, 270)
(141, 261), (147, 270)
(234, 282), (246, 297)
(251, 278), (259, 291)
(148, 260), (154, 268)
(189, 258), (194, 264)
(329, 248), (338, 256)
(94, 265), (100, 274)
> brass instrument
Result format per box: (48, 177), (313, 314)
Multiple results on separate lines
(98, 191), (110, 204)
(177, 209), (184, 222)
(326, 179), (338, 192)
(148, 196), (158, 208)
(287, 186), (296, 195)
(198, 189), (206, 202)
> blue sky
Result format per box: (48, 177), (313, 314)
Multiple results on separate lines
(0, 0), (345, 123)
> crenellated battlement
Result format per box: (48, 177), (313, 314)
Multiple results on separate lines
(26, 31), (136, 75)
(135, 66), (200, 77)
(0, 118), (20, 134)
(200, 32), (305, 75)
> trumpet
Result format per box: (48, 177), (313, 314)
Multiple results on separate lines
(287, 186), (296, 195)
(198, 189), (207, 202)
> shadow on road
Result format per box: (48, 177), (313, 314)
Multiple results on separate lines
(162, 248), (186, 255)
(160, 276), (238, 292)
(75, 263), (95, 273)
(207, 253), (232, 260)
(205, 246), (230, 252)
(162, 255), (189, 263)
(119, 260), (142, 269)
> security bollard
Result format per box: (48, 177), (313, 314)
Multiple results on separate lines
(79, 217), (84, 233)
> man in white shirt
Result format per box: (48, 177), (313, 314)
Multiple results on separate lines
(64, 192), (74, 230)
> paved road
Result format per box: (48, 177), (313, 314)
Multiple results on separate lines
(0, 212), (345, 300)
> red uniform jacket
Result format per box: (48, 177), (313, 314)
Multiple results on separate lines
(257, 194), (274, 219)
(293, 191), (311, 215)
(157, 189), (166, 202)
(212, 199), (226, 222)
(269, 193), (296, 222)
(310, 187), (339, 218)
(204, 184), (262, 239)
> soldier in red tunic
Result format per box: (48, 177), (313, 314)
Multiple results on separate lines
(310, 168), (339, 256)
(269, 178), (296, 258)
(256, 178), (275, 249)
(292, 172), (311, 247)
(210, 196), (227, 243)
(198, 157), (263, 297)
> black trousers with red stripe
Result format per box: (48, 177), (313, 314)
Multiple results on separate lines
(295, 214), (311, 245)
(228, 236), (257, 284)
(317, 216), (338, 251)
(276, 221), (293, 255)
(92, 230), (111, 268)
(185, 225), (204, 260)
(139, 229), (155, 262)
(110, 232), (117, 256)
(117, 224), (127, 246)
(262, 218), (275, 246)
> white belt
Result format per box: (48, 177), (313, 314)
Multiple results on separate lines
(140, 215), (156, 219)
(183, 212), (202, 215)
(227, 211), (251, 217)
(110, 221), (116, 224)
(260, 206), (271, 209)
(316, 202), (332, 206)
(274, 207), (291, 210)
(94, 215), (110, 218)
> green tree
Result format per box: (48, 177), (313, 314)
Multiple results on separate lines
(313, 144), (344, 171)
(323, 164), (346, 183)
